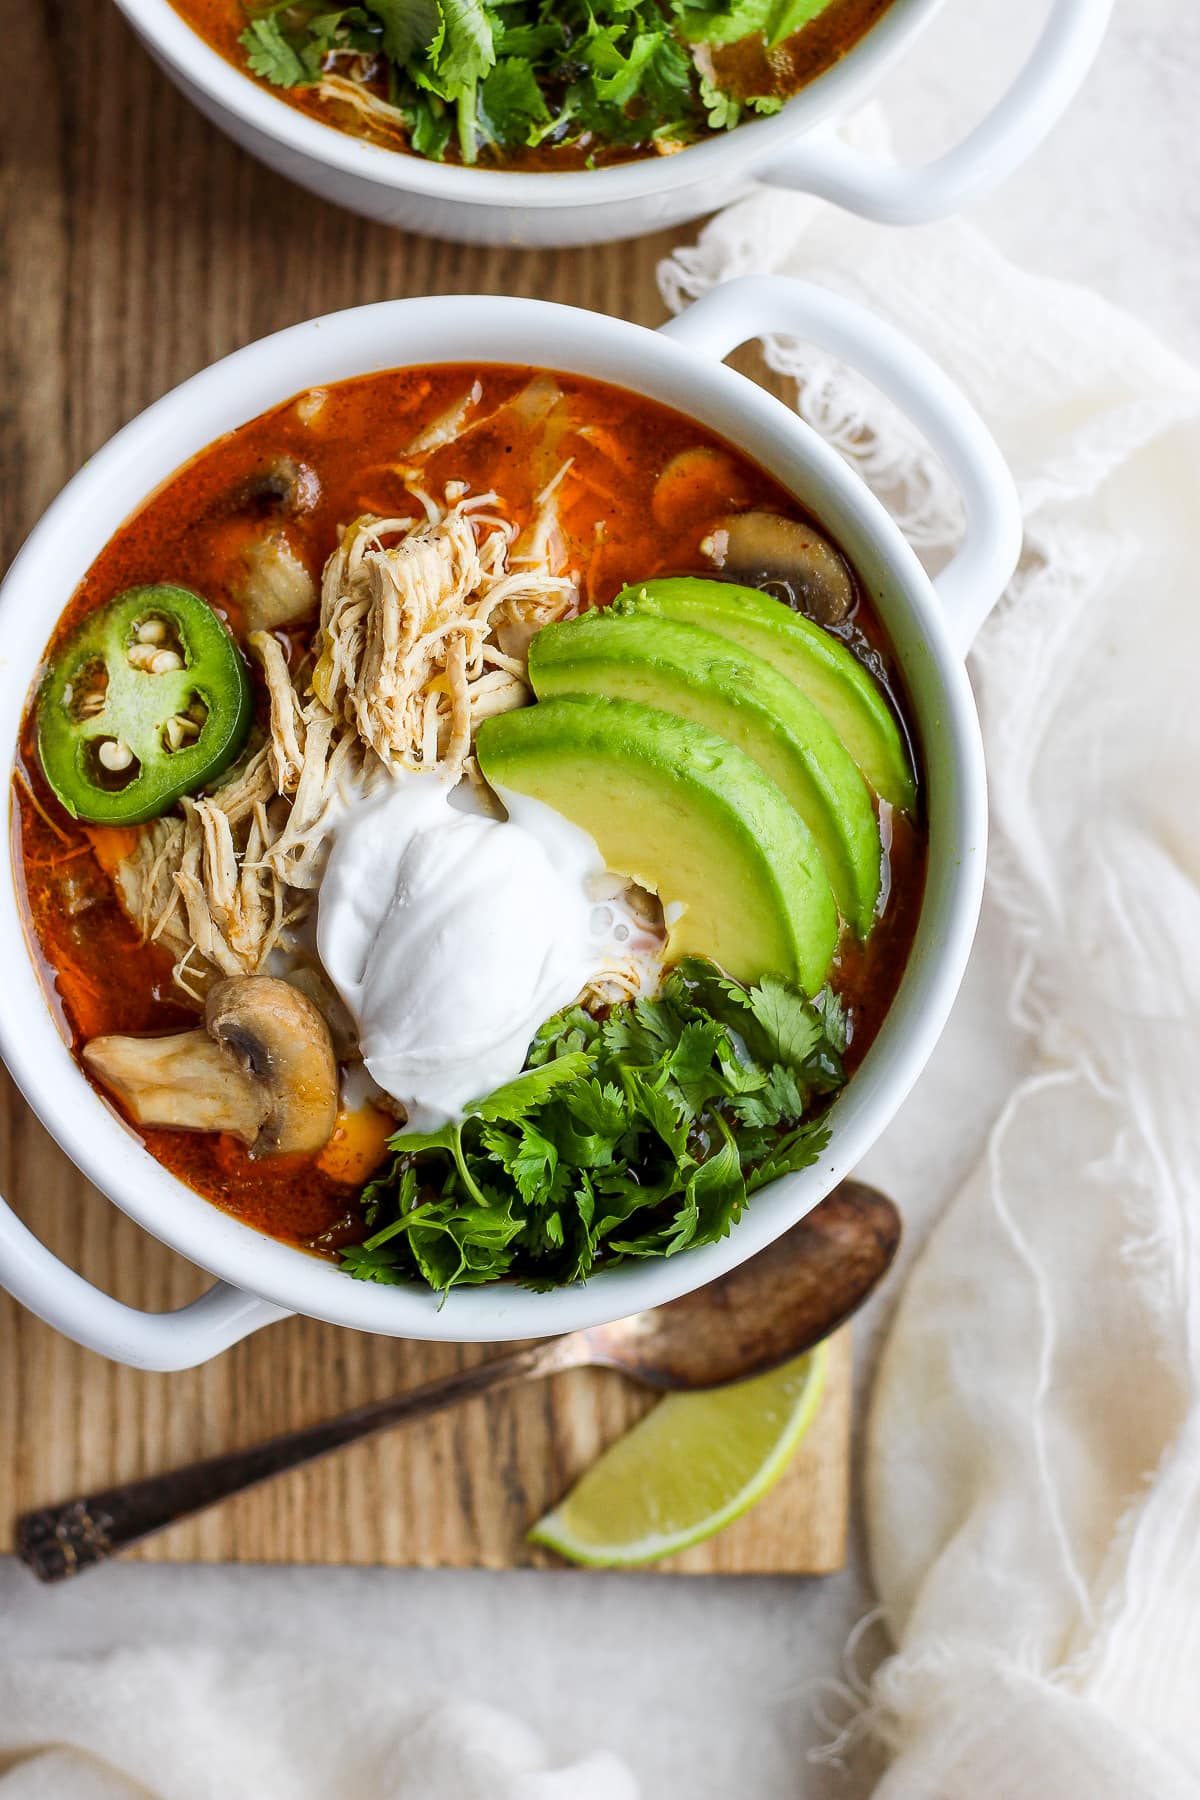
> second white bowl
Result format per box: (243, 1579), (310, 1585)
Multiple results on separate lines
(116, 0), (1114, 246)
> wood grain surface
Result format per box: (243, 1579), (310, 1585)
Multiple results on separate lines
(0, 0), (851, 1575)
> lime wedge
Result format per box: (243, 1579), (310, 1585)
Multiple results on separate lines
(529, 1342), (827, 1568)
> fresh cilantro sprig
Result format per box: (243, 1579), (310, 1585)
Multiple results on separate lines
(242, 6), (384, 88)
(340, 957), (847, 1297)
(674, 0), (836, 49)
(237, 0), (835, 165)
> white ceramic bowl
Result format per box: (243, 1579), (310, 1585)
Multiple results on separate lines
(114, 0), (1113, 246)
(0, 278), (1021, 1367)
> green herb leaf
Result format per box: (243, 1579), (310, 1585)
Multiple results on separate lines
(745, 1116), (832, 1192)
(478, 55), (551, 145)
(672, 0), (774, 49)
(385, 1119), (461, 1157)
(481, 1119), (561, 1205)
(337, 1242), (410, 1284)
(663, 1039), (725, 1126)
(466, 1052), (592, 1121)
(429, 0), (496, 92)
(343, 958), (847, 1296)
(408, 88), (455, 157)
(623, 1066), (689, 1161)
(699, 77), (740, 131)
(745, 973), (823, 1068)
(240, 16), (313, 86)
(565, 1077), (629, 1140)
(763, 0), (838, 47)
(371, 0), (442, 63)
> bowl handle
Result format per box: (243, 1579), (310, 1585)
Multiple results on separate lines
(0, 1197), (287, 1370)
(660, 275), (1021, 651)
(752, 0), (1113, 223)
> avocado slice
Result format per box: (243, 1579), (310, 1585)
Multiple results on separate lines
(475, 695), (839, 995)
(614, 577), (915, 812)
(528, 612), (881, 938)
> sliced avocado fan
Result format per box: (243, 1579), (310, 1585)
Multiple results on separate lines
(614, 577), (915, 813)
(529, 611), (882, 938)
(475, 695), (839, 996)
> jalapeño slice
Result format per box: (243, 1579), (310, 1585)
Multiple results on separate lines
(36, 584), (253, 825)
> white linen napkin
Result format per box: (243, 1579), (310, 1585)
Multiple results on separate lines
(660, 125), (1200, 1797)
(0, 1648), (635, 1800)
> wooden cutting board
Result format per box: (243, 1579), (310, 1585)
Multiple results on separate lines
(0, 1081), (851, 1572)
(0, 0), (852, 1576)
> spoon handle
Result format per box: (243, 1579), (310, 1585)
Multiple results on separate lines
(17, 1335), (582, 1582)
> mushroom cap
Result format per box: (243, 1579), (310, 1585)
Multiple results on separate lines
(205, 975), (338, 1157)
(244, 453), (321, 516)
(707, 510), (855, 627)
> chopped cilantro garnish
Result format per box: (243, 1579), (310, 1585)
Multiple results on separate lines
(237, 0), (835, 164)
(343, 957), (847, 1296)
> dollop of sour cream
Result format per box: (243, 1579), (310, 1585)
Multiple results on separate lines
(317, 776), (655, 1129)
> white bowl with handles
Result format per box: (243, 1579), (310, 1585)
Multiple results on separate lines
(114, 0), (1113, 246)
(0, 278), (1021, 1367)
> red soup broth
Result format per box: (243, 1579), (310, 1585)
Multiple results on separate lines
(13, 365), (926, 1249)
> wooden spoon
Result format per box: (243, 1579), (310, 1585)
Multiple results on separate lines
(18, 1181), (899, 1582)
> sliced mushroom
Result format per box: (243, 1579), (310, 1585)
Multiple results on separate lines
(83, 1030), (267, 1142)
(236, 529), (317, 634)
(651, 446), (747, 530)
(83, 975), (338, 1157)
(704, 509), (856, 627)
(207, 977), (338, 1154)
(244, 454), (321, 516)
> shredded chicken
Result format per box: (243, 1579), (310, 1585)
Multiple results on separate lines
(402, 382), (483, 459)
(312, 503), (573, 775)
(115, 747), (291, 999)
(115, 483), (576, 998)
(316, 71), (410, 138)
(580, 960), (657, 1010)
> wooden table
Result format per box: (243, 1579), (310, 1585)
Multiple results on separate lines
(0, 0), (850, 1575)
